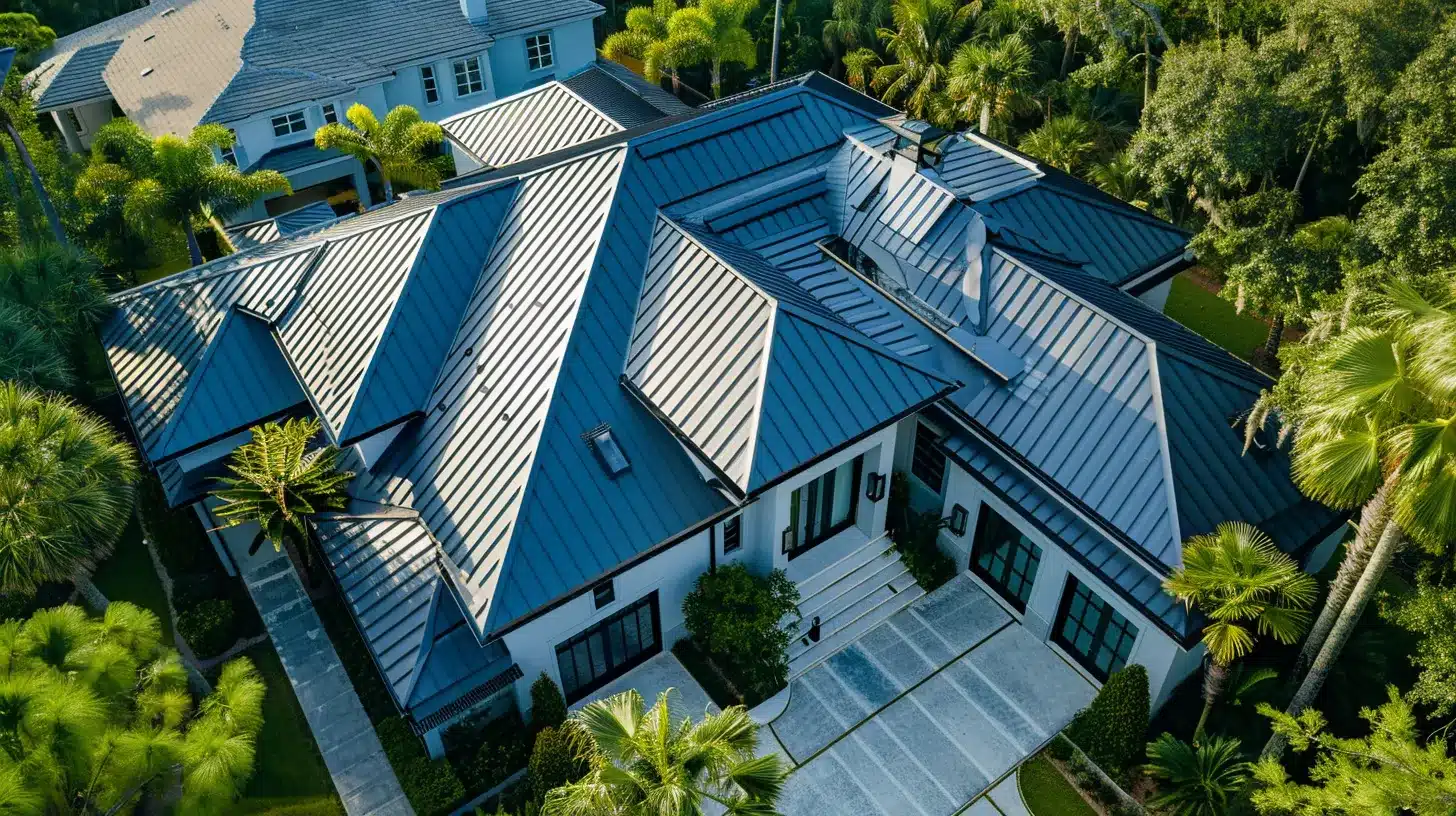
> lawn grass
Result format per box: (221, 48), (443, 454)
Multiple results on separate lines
(241, 644), (343, 812)
(91, 515), (175, 642)
(1018, 754), (1097, 816)
(1162, 272), (1271, 360)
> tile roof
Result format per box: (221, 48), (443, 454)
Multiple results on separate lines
(36, 0), (603, 135)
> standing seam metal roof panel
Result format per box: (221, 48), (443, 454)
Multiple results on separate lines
(441, 83), (624, 170)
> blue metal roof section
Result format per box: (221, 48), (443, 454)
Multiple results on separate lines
(442, 81), (626, 170)
(227, 201), (341, 250)
(153, 309), (307, 458)
(625, 217), (955, 494)
(935, 134), (1042, 202)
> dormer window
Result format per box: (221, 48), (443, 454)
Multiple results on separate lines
(584, 424), (630, 477)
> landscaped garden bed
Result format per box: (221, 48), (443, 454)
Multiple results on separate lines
(677, 563), (801, 709)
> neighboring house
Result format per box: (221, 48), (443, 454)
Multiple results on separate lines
(24, 0), (603, 221)
(100, 73), (1343, 760)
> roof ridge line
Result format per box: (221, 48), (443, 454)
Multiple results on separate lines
(440, 79), (560, 126)
(739, 303), (779, 494)
(552, 74), (630, 130)
(1143, 341), (1184, 567)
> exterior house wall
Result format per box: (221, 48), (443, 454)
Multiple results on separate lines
(51, 99), (115, 150)
(499, 525), (713, 717)
(488, 19), (596, 97)
(936, 455), (1201, 709)
(1137, 278), (1173, 312)
(382, 53), (495, 118)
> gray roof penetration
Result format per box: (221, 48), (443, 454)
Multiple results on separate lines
(940, 430), (1190, 639)
(275, 210), (435, 441)
(626, 217), (954, 493)
(442, 82), (625, 170)
(957, 249), (1181, 567)
(153, 309), (306, 458)
(104, 247), (321, 460)
(314, 515), (450, 705)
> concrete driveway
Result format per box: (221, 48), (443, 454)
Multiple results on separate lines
(768, 575), (1094, 816)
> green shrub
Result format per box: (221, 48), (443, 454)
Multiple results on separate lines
(1046, 733), (1074, 762)
(529, 726), (583, 801)
(444, 710), (531, 795)
(529, 672), (566, 731)
(891, 507), (957, 591)
(682, 564), (799, 703)
(177, 597), (237, 658)
(1065, 664), (1150, 775)
(0, 589), (37, 622)
(378, 717), (466, 816)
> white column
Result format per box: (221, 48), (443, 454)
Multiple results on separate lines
(50, 110), (83, 153)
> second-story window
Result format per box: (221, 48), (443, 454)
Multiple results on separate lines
(219, 130), (237, 166)
(452, 56), (484, 97)
(721, 516), (742, 554)
(322, 103), (338, 125)
(271, 110), (306, 137)
(526, 32), (554, 71)
(421, 65), (441, 105)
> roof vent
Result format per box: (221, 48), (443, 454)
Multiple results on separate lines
(583, 424), (631, 478)
(140, 67), (153, 77)
(160, 7), (177, 16)
(143, 33), (155, 41)
(881, 117), (947, 168)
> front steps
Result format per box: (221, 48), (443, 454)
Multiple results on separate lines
(787, 536), (925, 677)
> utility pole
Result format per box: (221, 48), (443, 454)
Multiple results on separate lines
(770, 0), (783, 82)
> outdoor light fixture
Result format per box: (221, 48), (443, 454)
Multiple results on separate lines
(866, 472), (887, 501)
(942, 503), (969, 536)
(781, 527), (797, 554)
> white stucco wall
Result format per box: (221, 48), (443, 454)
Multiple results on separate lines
(937, 456), (1201, 709)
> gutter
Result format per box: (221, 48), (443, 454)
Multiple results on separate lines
(1121, 246), (1195, 297)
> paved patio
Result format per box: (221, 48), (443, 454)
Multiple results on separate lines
(769, 575), (1095, 816)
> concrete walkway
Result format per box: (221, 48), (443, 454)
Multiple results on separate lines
(242, 552), (413, 815)
(770, 575), (1094, 816)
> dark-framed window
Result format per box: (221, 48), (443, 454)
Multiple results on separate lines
(722, 516), (742, 554)
(219, 129), (238, 166)
(970, 505), (1041, 612)
(421, 65), (441, 104)
(322, 103), (338, 125)
(526, 32), (554, 71)
(910, 421), (946, 493)
(555, 592), (661, 703)
(1052, 577), (1139, 682)
(453, 56), (485, 96)
(786, 455), (863, 558)
(592, 580), (614, 609)
(271, 110), (306, 137)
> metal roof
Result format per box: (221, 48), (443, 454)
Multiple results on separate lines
(935, 134), (1042, 202)
(252, 142), (348, 175)
(561, 62), (688, 127)
(227, 201), (341, 250)
(442, 82), (625, 170)
(626, 217), (954, 493)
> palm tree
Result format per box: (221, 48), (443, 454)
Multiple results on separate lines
(78, 120), (290, 265)
(667, 0), (758, 98)
(0, 45), (67, 246)
(1144, 733), (1251, 816)
(211, 417), (354, 562)
(0, 303), (73, 392)
(1018, 114), (1097, 173)
(1260, 282), (1456, 759)
(1089, 150), (1148, 207)
(871, 0), (978, 127)
(603, 0), (678, 84)
(314, 103), (447, 203)
(843, 47), (881, 91)
(1163, 522), (1315, 739)
(947, 32), (1034, 135)
(0, 383), (139, 591)
(823, 0), (889, 77)
(544, 688), (787, 815)
(0, 243), (110, 349)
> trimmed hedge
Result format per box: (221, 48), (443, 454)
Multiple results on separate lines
(377, 717), (465, 816)
(444, 710), (531, 796)
(529, 672), (567, 731)
(177, 598), (238, 658)
(1065, 664), (1150, 776)
(529, 726), (582, 802)
(682, 564), (798, 705)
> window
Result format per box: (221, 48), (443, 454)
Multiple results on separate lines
(271, 110), (306, 137)
(452, 56), (485, 97)
(421, 65), (441, 105)
(970, 505), (1041, 612)
(555, 592), (661, 702)
(1052, 577), (1139, 682)
(593, 580), (615, 609)
(722, 516), (742, 554)
(526, 32), (554, 71)
(910, 421), (947, 493)
(322, 103), (338, 125)
(64, 109), (85, 136)
(785, 455), (863, 557)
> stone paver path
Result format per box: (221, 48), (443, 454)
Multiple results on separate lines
(771, 576), (1094, 816)
(243, 554), (412, 815)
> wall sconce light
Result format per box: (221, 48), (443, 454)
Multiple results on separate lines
(781, 528), (797, 554)
(941, 503), (969, 536)
(865, 472), (887, 501)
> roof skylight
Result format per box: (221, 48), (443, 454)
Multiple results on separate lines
(583, 424), (631, 477)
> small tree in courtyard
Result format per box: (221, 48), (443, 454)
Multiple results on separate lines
(683, 563), (799, 702)
(1066, 663), (1151, 775)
